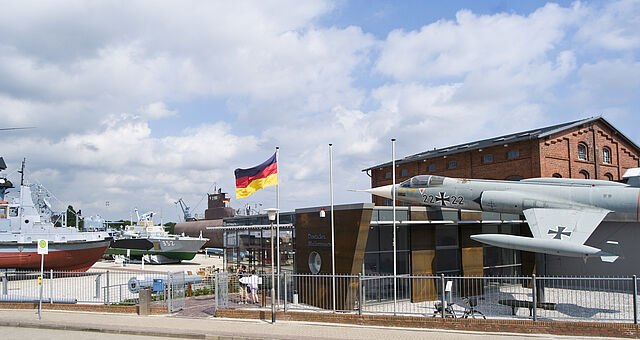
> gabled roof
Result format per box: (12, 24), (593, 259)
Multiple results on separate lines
(363, 116), (639, 172)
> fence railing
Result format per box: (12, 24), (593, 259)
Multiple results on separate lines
(203, 273), (640, 323)
(2, 269), (639, 323)
(0, 269), (180, 310)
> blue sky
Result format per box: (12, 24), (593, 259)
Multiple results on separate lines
(323, 0), (576, 37)
(0, 0), (638, 222)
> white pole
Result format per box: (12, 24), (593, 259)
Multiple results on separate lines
(270, 220), (275, 323)
(276, 146), (280, 307)
(330, 143), (336, 313)
(38, 254), (44, 320)
(392, 138), (397, 315)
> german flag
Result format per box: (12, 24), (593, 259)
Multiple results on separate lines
(234, 153), (278, 199)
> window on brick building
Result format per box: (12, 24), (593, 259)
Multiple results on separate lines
(579, 170), (590, 179)
(602, 147), (612, 164)
(447, 160), (457, 169)
(578, 143), (588, 161)
(552, 173), (562, 178)
(384, 172), (392, 179)
(428, 164), (436, 172)
(482, 154), (494, 164)
(400, 169), (408, 177)
(507, 149), (519, 160)
(604, 173), (614, 181)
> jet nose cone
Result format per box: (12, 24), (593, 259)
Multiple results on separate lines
(364, 185), (394, 199)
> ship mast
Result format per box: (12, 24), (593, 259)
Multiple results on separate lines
(18, 158), (25, 186)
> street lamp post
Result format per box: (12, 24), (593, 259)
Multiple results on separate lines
(265, 208), (279, 323)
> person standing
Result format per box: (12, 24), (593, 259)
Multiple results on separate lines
(236, 266), (247, 304)
(249, 270), (260, 304)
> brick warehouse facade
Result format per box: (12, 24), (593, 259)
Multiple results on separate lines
(364, 117), (640, 206)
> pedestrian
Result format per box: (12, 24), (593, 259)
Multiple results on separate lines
(249, 270), (260, 303)
(236, 266), (247, 304)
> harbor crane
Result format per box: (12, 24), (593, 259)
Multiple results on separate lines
(175, 198), (194, 222)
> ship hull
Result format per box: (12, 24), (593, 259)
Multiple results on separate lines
(0, 239), (111, 271)
(107, 236), (207, 262)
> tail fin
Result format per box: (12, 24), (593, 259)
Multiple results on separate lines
(599, 241), (623, 263)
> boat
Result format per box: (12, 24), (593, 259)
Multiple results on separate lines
(0, 158), (111, 271)
(107, 210), (208, 264)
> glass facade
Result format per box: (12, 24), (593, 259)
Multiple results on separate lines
(435, 225), (460, 275)
(481, 223), (522, 276)
(364, 208), (410, 302)
(222, 212), (295, 275)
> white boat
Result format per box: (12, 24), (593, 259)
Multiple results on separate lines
(107, 210), (208, 264)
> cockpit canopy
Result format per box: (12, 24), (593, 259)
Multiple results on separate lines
(400, 175), (445, 188)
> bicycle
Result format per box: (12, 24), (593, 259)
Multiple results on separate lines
(461, 297), (486, 319)
(432, 301), (457, 318)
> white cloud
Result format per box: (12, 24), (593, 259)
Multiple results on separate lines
(375, 3), (582, 81)
(138, 102), (177, 119)
(2, 115), (258, 218)
(1, 0), (639, 220)
(576, 0), (640, 50)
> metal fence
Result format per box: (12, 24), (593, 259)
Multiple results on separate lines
(0, 269), (185, 311)
(2, 269), (639, 323)
(205, 273), (640, 323)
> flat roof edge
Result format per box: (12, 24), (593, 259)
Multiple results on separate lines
(295, 202), (375, 214)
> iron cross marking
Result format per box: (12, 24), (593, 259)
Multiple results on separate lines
(435, 192), (450, 206)
(548, 226), (572, 240)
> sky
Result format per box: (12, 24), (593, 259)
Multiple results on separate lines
(1, 0), (639, 223)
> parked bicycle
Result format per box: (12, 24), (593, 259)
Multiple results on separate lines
(432, 301), (457, 318)
(461, 296), (486, 319)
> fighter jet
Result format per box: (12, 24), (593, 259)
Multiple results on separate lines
(365, 169), (640, 262)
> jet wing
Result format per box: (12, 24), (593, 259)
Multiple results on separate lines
(523, 208), (611, 245)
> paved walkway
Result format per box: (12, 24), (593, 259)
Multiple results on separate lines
(0, 309), (625, 340)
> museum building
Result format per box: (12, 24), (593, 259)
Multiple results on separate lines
(364, 117), (640, 206)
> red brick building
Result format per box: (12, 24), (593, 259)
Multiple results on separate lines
(364, 117), (640, 206)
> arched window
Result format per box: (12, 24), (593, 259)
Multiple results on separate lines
(447, 160), (457, 169)
(604, 173), (614, 181)
(579, 170), (590, 179)
(602, 147), (612, 164)
(428, 164), (436, 172)
(400, 169), (409, 177)
(552, 173), (562, 178)
(578, 143), (588, 161)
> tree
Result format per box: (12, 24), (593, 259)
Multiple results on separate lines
(66, 205), (85, 229)
(164, 222), (176, 234)
(66, 205), (76, 228)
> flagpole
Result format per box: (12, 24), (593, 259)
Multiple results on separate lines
(276, 146), (280, 307)
(392, 138), (397, 315)
(330, 143), (336, 313)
